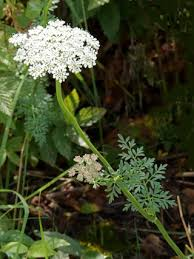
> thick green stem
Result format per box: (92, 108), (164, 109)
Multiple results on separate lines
(56, 81), (186, 258)
(41, 0), (52, 26)
(0, 71), (28, 169)
(56, 81), (112, 172)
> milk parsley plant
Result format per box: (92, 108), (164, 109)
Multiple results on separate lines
(9, 19), (186, 258)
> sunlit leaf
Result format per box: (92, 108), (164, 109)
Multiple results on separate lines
(64, 89), (80, 114)
(44, 232), (82, 256)
(28, 240), (55, 258)
(0, 230), (33, 246)
(52, 251), (69, 259)
(76, 107), (106, 127)
(1, 241), (28, 255)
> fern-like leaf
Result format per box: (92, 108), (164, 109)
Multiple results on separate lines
(0, 76), (18, 116)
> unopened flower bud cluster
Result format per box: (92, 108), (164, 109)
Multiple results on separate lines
(9, 19), (100, 82)
(68, 154), (102, 183)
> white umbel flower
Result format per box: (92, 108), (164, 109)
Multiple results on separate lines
(9, 20), (100, 82)
(68, 154), (102, 183)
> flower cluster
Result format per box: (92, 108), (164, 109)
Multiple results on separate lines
(9, 19), (100, 82)
(68, 154), (102, 183)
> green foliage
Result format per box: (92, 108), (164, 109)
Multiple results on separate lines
(52, 126), (72, 160)
(6, 136), (23, 166)
(77, 107), (106, 127)
(0, 76), (17, 116)
(17, 80), (54, 146)
(97, 0), (120, 41)
(97, 135), (175, 214)
(0, 229), (110, 258)
(0, 0), (4, 19)
(16, 84), (106, 165)
(25, 0), (43, 20)
(64, 88), (80, 114)
(64, 0), (120, 41)
(0, 230), (33, 246)
(0, 0), (192, 257)
(27, 239), (55, 257)
(0, 39), (18, 117)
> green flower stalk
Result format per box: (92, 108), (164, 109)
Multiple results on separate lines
(56, 81), (186, 258)
(9, 19), (187, 258)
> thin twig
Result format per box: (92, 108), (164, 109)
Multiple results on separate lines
(177, 195), (194, 251)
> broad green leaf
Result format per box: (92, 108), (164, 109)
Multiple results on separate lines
(0, 213), (12, 232)
(0, 230), (33, 246)
(28, 240), (55, 258)
(52, 127), (72, 160)
(97, 0), (120, 41)
(52, 251), (69, 259)
(44, 232), (110, 258)
(65, 126), (88, 148)
(44, 232), (82, 256)
(1, 242), (28, 255)
(25, 0), (43, 19)
(7, 136), (23, 152)
(7, 151), (20, 166)
(64, 89), (80, 114)
(76, 107), (106, 127)
(64, 0), (81, 25)
(64, 0), (96, 25)
(46, 236), (70, 250)
(40, 137), (57, 166)
(15, 13), (30, 28)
